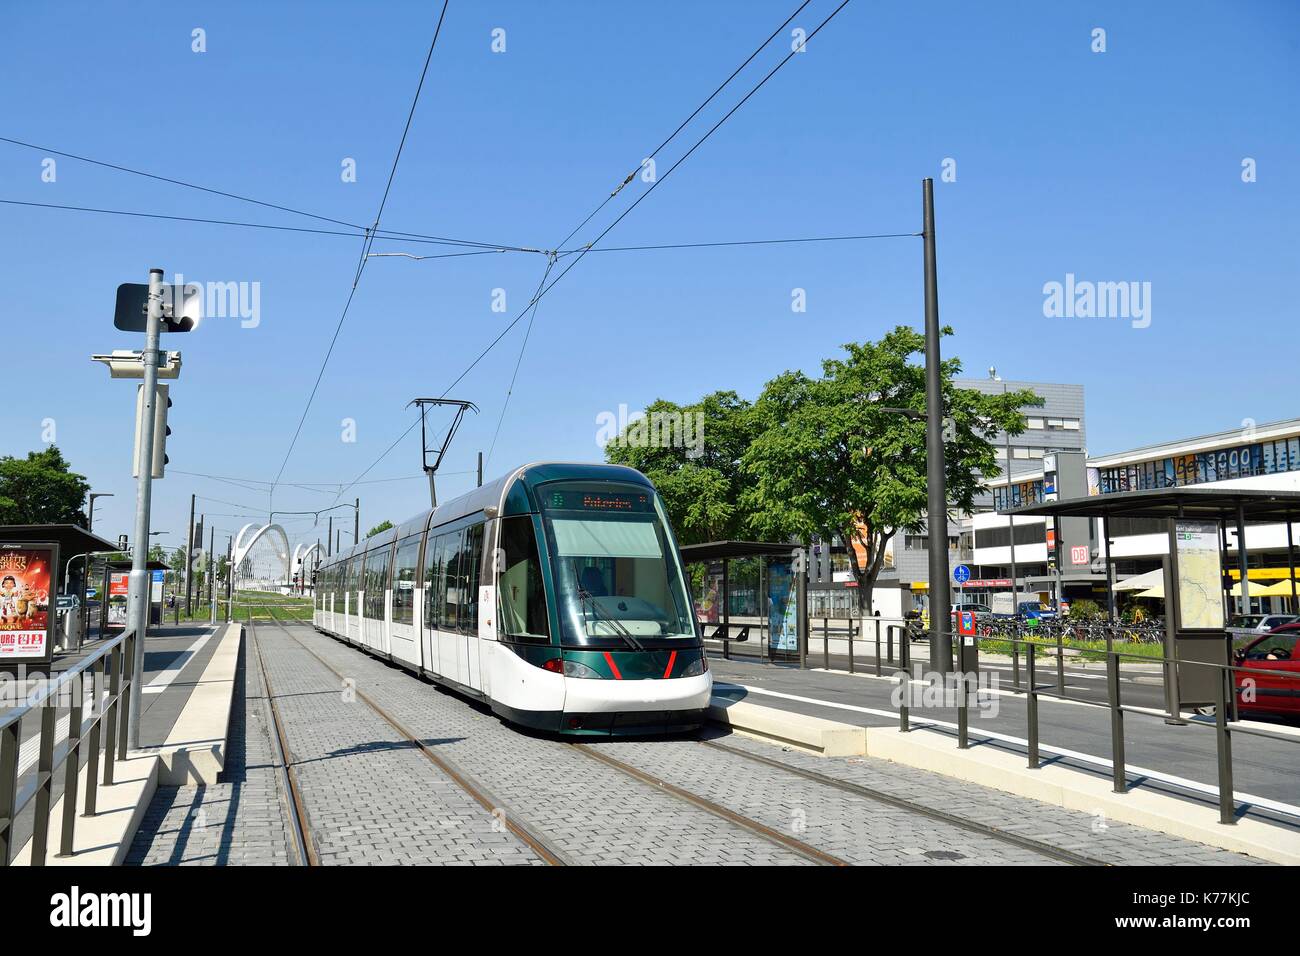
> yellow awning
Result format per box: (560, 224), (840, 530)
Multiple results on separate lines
(1252, 579), (1300, 598)
(1135, 586), (1164, 599)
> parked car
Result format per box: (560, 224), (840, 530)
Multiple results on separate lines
(1234, 623), (1300, 719)
(1227, 613), (1299, 646)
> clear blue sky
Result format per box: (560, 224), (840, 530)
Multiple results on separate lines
(2, 0), (1297, 552)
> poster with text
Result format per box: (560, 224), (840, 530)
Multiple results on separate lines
(0, 543), (57, 664)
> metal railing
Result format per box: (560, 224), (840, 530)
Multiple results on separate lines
(0, 626), (137, 865)
(890, 625), (1300, 827)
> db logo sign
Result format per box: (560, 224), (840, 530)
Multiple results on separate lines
(1070, 545), (1089, 566)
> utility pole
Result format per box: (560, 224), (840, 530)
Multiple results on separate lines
(922, 179), (953, 675)
(327, 516), (333, 557)
(354, 498), (360, 543)
(224, 536), (233, 623)
(477, 451), (483, 488)
(126, 268), (164, 748)
(184, 493), (196, 615)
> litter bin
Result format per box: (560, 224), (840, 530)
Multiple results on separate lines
(56, 594), (83, 652)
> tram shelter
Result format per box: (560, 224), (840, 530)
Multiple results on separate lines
(1006, 487), (1300, 715)
(679, 540), (806, 663)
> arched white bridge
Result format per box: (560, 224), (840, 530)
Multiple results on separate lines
(233, 522), (292, 587)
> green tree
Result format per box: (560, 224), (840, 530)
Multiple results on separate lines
(365, 520), (394, 538)
(742, 326), (1040, 613)
(603, 391), (759, 545)
(0, 446), (90, 525)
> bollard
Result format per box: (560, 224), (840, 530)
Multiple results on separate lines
(873, 621), (881, 678)
(1012, 624), (1021, 690)
(1215, 667), (1237, 825)
(1056, 628), (1065, 695)
(1107, 652), (1126, 793)
(957, 662), (969, 749)
(898, 667), (910, 733)
(848, 619), (855, 674)
(1026, 644), (1040, 769)
(823, 618), (829, 670)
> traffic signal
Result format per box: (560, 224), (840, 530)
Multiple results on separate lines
(132, 383), (171, 478)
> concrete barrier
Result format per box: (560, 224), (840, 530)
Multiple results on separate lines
(708, 695), (866, 756)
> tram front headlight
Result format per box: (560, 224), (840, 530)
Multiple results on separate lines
(562, 659), (603, 679)
(681, 655), (709, 678)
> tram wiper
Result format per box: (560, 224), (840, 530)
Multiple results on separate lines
(572, 561), (643, 651)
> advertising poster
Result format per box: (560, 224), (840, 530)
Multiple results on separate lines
(106, 570), (130, 633)
(767, 559), (797, 653)
(0, 543), (57, 664)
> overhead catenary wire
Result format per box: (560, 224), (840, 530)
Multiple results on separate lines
(268, 0), (452, 506)
(331, 0), (855, 501)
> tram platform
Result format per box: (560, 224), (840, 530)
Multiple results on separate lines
(706, 655), (1300, 865)
(5, 621), (241, 865)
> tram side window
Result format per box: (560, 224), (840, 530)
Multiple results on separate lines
(423, 534), (444, 630)
(462, 524), (484, 635)
(366, 548), (391, 620)
(498, 516), (550, 642)
(440, 532), (463, 632)
(392, 534), (421, 625)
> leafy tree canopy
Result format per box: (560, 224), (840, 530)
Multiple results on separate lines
(741, 326), (1041, 610)
(366, 520), (394, 538)
(0, 446), (90, 526)
(603, 391), (759, 546)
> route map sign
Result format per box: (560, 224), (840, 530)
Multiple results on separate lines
(1172, 520), (1224, 631)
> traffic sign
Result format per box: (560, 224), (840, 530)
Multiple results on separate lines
(957, 609), (976, 636)
(952, 565), (970, 584)
(115, 282), (203, 332)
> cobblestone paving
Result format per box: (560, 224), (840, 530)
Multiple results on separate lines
(298, 628), (811, 865)
(248, 624), (544, 865)
(701, 734), (1268, 866)
(127, 635), (294, 865)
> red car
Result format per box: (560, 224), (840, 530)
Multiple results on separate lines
(1234, 623), (1300, 718)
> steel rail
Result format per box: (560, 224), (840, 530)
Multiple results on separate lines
(261, 620), (570, 866)
(700, 738), (1109, 867)
(567, 742), (849, 867)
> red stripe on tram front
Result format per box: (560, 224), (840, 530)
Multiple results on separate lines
(602, 652), (623, 680)
(662, 650), (677, 679)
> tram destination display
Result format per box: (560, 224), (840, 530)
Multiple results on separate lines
(0, 542), (57, 665)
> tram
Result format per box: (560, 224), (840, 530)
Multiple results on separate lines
(312, 462), (711, 735)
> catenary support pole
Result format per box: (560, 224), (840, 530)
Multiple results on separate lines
(184, 493), (195, 615)
(127, 267), (164, 749)
(922, 179), (952, 675)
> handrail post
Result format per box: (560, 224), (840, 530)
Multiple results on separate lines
(823, 617), (829, 670)
(85, 657), (104, 817)
(0, 716), (19, 865)
(1026, 644), (1040, 769)
(1215, 666), (1237, 825)
(897, 666), (910, 733)
(887, 624), (895, 665)
(58, 673), (85, 857)
(118, 629), (134, 761)
(1107, 651), (1126, 793)
(104, 641), (121, 787)
(30, 701), (56, 866)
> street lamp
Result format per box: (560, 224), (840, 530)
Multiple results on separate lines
(87, 492), (114, 531)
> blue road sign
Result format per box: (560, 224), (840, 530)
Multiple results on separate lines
(151, 570), (165, 583)
(953, 564), (970, 584)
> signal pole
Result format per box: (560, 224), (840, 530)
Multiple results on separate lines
(354, 498), (360, 542)
(126, 268), (164, 748)
(327, 516), (333, 556)
(184, 493), (196, 615)
(922, 180), (953, 675)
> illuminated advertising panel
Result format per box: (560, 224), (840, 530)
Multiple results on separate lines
(0, 542), (57, 665)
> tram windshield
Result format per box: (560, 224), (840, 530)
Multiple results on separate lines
(539, 482), (696, 647)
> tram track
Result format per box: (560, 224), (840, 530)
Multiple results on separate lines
(247, 620), (317, 866)
(566, 741), (850, 866)
(254, 619), (572, 866)
(697, 738), (1111, 866)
